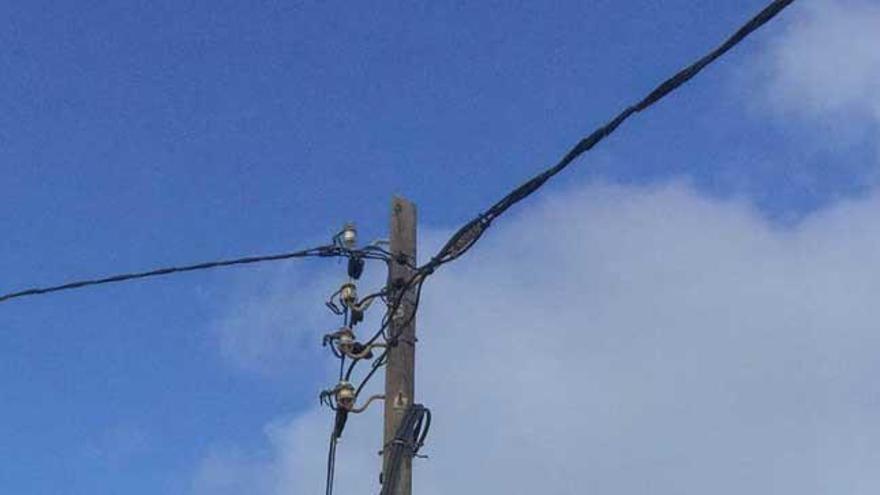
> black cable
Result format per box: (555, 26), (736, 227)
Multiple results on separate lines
(326, 434), (339, 495)
(345, 274), (424, 387)
(387, 277), (425, 345)
(366, 274), (425, 348)
(0, 245), (357, 304)
(354, 350), (387, 397)
(338, 354), (346, 381)
(379, 404), (431, 495)
(423, 0), (798, 273)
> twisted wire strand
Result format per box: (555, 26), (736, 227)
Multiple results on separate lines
(425, 0), (798, 272)
(0, 245), (352, 303)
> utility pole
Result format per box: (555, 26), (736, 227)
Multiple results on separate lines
(383, 196), (417, 495)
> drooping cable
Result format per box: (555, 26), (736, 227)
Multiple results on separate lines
(326, 423), (341, 495)
(0, 242), (400, 304)
(379, 404), (431, 495)
(345, 266), (425, 391)
(326, 436), (337, 495)
(0, 245), (354, 303)
(354, 350), (387, 398)
(422, 0), (798, 273)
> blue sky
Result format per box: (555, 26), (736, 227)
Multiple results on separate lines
(2, 1), (879, 493)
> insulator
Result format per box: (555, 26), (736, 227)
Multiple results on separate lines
(341, 223), (357, 248)
(340, 282), (357, 308)
(336, 327), (356, 354)
(336, 381), (356, 411)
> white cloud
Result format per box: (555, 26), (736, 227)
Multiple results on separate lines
(212, 255), (391, 376)
(191, 447), (275, 495)
(765, 0), (880, 120)
(194, 181), (880, 494)
(213, 266), (352, 375)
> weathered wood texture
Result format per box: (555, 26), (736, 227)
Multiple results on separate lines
(382, 196), (417, 495)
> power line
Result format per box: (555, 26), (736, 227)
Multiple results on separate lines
(422, 0), (797, 274)
(0, 245), (349, 304)
(325, 415), (342, 495)
(380, 404), (431, 495)
(346, 276), (424, 395)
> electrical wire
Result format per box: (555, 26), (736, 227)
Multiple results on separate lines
(379, 404), (431, 495)
(345, 271), (425, 390)
(421, 0), (798, 274)
(354, 350), (387, 398)
(345, 275), (424, 399)
(0, 245), (374, 304)
(326, 432), (340, 495)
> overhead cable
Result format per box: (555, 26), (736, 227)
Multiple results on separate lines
(379, 404), (431, 495)
(422, 0), (798, 273)
(0, 245), (349, 303)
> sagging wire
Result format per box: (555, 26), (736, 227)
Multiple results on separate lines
(354, 350), (388, 398)
(0, 244), (353, 304)
(340, 269), (426, 406)
(420, 0), (798, 276)
(0, 223), (402, 305)
(379, 404), (432, 495)
(343, 274), (424, 385)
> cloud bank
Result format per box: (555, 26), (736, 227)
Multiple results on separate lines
(765, 0), (880, 120)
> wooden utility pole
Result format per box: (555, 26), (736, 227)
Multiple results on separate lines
(383, 196), (417, 495)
